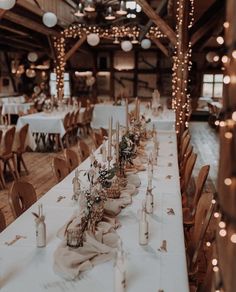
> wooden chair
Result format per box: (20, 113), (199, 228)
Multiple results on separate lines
(179, 134), (190, 164)
(93, 131), (103, 148)
(64, 148), (80, 172)
(181, 152), (197, 193)
(8, 181), (37, 219)
(72, 108), (81, 140)
(100, 127), (108, 138)
(52, 157), (69, 183)
(86, 105), (94, 134)
(0, 208), (6, 232)
(0, 126), (19, 186)
(77, 108), (89, 136)
(78, 140), (90, 161)
(186, 192), (215, 279)
(0, 130), (5, 189)
(182, 164), (210, 209)
(13, 123), (29, 175)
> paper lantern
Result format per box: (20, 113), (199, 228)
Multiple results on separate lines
(87, 33), (100, 46)
(27, 52), (38, 63)
(121, 40), (133, 52)
(42, 12), (57, 28)
(0, 0), (16, 10)
(26, 69), (36, 78)
(141, 39), (151, 49)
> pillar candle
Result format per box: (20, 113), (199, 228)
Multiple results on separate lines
(108, 117), (113, 157)
(125, 98), (128, 132)
(116, 121), (120, 160)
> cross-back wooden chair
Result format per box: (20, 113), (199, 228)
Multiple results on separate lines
(182, 164), (210, 209)
(78, 140), (90, 161)
(77, 107), (89, 136)
(0, 126), (19, 186)
(181, 152), (197, 193)
(64, 148), (80, 172)
(8, 181), (37, 219)
(186, 192), (215, 278)
(0, 208), (6, 232)
(86, 105), (94, 134)
(13, 123), (29, 175)
(73, 108), (81, 140)
(52, 156), (69, 183)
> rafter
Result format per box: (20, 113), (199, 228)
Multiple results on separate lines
(150, 37), (169, 57)
(135, 0), (177, 46)
(139, 0), (168, 41)
(4, 10), (60, 37)
(64, 34), (87, 61)
(190, 0), (225, 47)
(0, 24), (29, 36)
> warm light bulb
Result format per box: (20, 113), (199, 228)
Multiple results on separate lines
(223, 75), (231, 84)
(224, 178), (232, 186)
(219, 229), (227, 237)
(216, 36), (224, 45)
(219, 221), (226, 228)
(230, 234), (236, 243)
(224, 21), (229, 28)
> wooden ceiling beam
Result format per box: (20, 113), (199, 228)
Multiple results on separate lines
(65, 34), (87, 61)
(190, 0), (225, 47)
(135, 0), (177, 46)
(0, 40), (32, 52)
(0, 24), (29, 36)
(1, 35), (44, 50)
(150, 37), (169, 57)
(139, 0), (168, 41)
(4, 10), (60, 37)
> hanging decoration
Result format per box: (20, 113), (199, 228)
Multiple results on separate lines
(42, 12), (58, 28)
(121, 40), (133, 52)
(87, 33), (100, 46)
(0, 0), (16, 10)
(141, 39), (151, 49)
(27, 52), (38, 63)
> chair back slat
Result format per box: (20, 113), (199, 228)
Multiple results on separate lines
(17, 124), (29, 153)
(3, 126), (16, 156)
(0, 208), (6, 232)
(64, 148), (80, 172)
(78, 140), (90, 161)
(8, 181), (37, 219)
(52, 157), (69, 183)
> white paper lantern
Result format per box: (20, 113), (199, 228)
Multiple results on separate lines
(121, 40), (133, 52)
(42, 12), (57, 28)
(141, 39), (151, 49)
(27, 52), (38, 63)
(87, 34), (100, 46)
(0, 0), (16, 10)
(26, 69), (36, 78)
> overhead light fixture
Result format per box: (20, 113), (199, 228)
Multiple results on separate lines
(74, 3), (84, 17)
(84, 0), (95, 12)
(0, 0), (16, 10)
(116, 1), (127, 15)
(105, 6), (116, 20)
(113, 37), (120, 44)
(131, 36), (139, 44)
(127, 13), (136, 18)
(126, 1), (141, 12)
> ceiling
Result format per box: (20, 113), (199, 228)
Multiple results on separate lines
(0, 0), (226, 56)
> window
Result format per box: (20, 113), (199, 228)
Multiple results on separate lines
(202, 74), (223, 97)
(49, 72), (71, 98)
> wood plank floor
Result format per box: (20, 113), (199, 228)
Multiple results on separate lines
(0, 122), (219, 227)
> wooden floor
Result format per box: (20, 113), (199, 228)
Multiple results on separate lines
(0, 122), (219, 227)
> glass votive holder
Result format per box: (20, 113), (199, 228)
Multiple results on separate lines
(66, 228), (83, 248)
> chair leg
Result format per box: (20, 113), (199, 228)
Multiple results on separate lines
(19, 154), (29, 175)
(0, 162), (6, 189)
(6, 160), (16, 180)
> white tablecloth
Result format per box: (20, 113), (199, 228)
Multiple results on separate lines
(91, 103), (176, 131)
(0, 130), (188, 292)
(1, 103), (34, 116)
(16, 110), (70, 138)
(0, 96), (25, 105)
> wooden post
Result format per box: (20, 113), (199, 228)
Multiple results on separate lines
(173, 0), (190, 138)
(214, 1), (236, 291)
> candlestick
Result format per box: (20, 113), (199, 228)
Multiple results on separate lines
(108, 116), (113, 158)
(116, 121), (120, 162)
(135, 97), (138, 121)
(125, 98), (128, 132)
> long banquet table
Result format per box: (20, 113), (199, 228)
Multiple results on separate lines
(0, 130), (189, 292)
